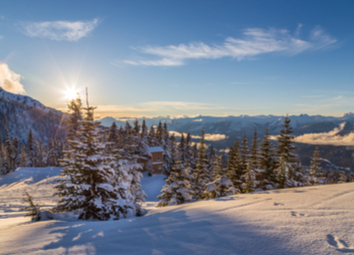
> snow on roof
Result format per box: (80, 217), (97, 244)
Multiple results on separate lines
(147, 147), (164, 153)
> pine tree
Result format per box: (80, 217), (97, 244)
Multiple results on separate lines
(55, 95), (134, 220)
(133, 118), (140, 135)
(26, 129), (37, 167)
(178, 133), (185, 163)
(156, 122), (163, 145)
(191, 129), (210, 200)
(277, 115), (304, 187)
(205, 155), (238, 199)
(20, 191), (42, 221)
(162, 123), (172, 175)
(241, 163), (257, 193)
(65, 96), (83, 144)
(259, 126), (276, 190)
(107, 122), (119, 147)
(225, 139), (242, 190)
(148, 125), (156, 147)
(338, 171), (347, 184)
(308, 147), (321, 185)
(249, 129), (259, 170)
(20, 143), (27, 167)
(157, 160), (191, 206)
(240, 134), (248, 173)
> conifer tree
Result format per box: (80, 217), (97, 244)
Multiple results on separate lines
(26, 129), (37, 167)
(20, 143), (27, 167)
(191, 129), (210, 200)
(21, 191), (42, 221)
(250, 129), (259, 170)
(133, 118), (140, 135)
(241, 163), (258, 193)
(205, 155), (238, 198)
(162, 124), (172, 175)
(178, 133), (185, 163)
(308, 147), (321, 185)
(277, 115), (304, 187)
(240, 134), (248, 173)
(156, 122), (163, 145)
(338, 171), (347, 184)
(169, 134), (178, 168)
(157, 160), (191, 206)
(225, 139), (242, 190)
(185, 133), (193, 165)
(259, 126), (276, 190)
(107, 122), (119, 146)
(55, 94), (134, 220)
(65, 96), (83, 144)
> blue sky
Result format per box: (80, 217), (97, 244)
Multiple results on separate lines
(0, 0), (353, 118)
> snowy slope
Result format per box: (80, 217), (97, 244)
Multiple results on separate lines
(1, 168), (354, 254)
(0, 87), (66, 143)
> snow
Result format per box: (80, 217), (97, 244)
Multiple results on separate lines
(147, 146), (164, 153)
(1, 167), (354, 254)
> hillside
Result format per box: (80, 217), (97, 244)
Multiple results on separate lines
(1, 167), (354, 254)
(0, 87), (66, 143)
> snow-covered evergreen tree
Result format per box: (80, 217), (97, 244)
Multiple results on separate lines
(157, 160), (191, 206)
(205, 155), (238, 199)
(277, 115), (304, 187)
(20, 191), (42, 221)
(20, 143), (27, 167)
(308, 147), (321, 185)
(241, 163), (258, 193)
(225, 139), (242, 190)
(191, 129), (210, 200)
(178, 133), (185, 163)
(338, 171), (347, 184)
(26, 129), (38, 167)
(55, 96), (135, 220)
(259, 126), (276, 190)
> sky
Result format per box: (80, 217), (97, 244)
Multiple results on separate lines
(0, 0), (353, 118)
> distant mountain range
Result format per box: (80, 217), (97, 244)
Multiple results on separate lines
(0, 87), (352, 170)
(0, 87), (65, 143)
(100, 114), (354, 171)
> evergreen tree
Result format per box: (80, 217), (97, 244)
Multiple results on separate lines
(249, 129), (259, 170)
(65, 96), (83, 144)
(191, 130), (210, 200)
(133, 118), (140, 135)
(225, 139), (242, 190)
(162, 124), (172, 175)
(277, 115), (304, 187)
(308, 147), (321, 185)
(26, 129), (37, 167)
(148, 125), (156, 147)
(259, 126), (276, 190)
(157, 160), (191, 206)
(156, 122), (163, 145)
(20, 191), (42, 221)
(185, 133), (193, 165)
(55, 96), (134, 220)
(338, 171), (347, 184)
(205, 155), (238, 199)
(240, 134), (248, 173)
(241, 163), (258, 193)
(20, 143), (27, 167)
(107, 122), (119, 147)
(178, 133), (185, 163)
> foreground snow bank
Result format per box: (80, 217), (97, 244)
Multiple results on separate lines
(1, 170), (354, 254)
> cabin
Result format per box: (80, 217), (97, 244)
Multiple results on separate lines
(138, 146), (164, 175)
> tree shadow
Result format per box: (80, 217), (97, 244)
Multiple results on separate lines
(40, 209), (301, 254)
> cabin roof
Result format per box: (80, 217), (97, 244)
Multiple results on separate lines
(147, 146), (164, 153)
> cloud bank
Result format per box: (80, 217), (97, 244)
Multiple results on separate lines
(293, 122), (354, 146)
(0, 63), (26, 94)
(21, 18), (99, 41)
(169, 131), (228, 141)
(125, 26), (336, 66)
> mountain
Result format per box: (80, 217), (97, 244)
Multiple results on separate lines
(0, 87), (66, 143)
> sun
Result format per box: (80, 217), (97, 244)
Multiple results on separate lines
(64, 87), (79, 100)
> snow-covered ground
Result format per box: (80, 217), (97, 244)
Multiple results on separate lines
(1, 167), (354, 254)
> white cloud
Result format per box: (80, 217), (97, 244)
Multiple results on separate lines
(141, 101), (226, 111)
(125, 26), (336, 66)
(0, 63), (26, 94)
(21, 18), (99, 41)
(169, 131), (228, 141)
(285, 122), (354, 146)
